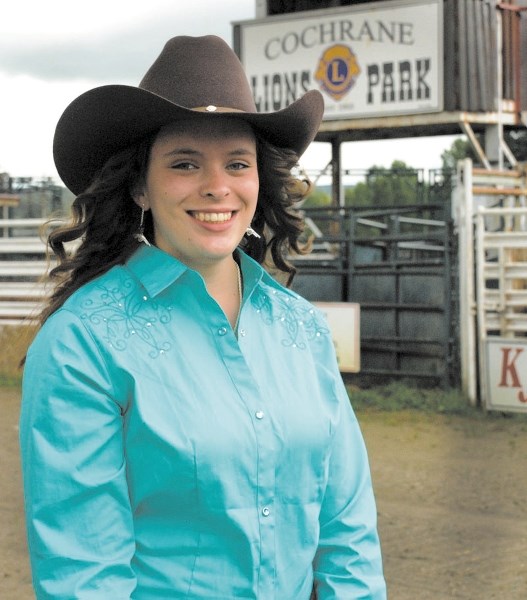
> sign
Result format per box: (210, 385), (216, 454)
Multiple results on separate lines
(485, 338), (527, 413)
(315, 302), (360, 373)
(234, 0), (443, 121)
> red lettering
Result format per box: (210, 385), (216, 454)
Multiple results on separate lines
(499, 347), (523, 388)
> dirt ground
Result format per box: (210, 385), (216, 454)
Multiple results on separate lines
(2, 387), (527, 599)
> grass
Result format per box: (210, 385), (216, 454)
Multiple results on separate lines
(2, 324), (525, 421)
(348, 380), (527, 424)
(348, 380), (475, 415)
(0, 325), (36, 387)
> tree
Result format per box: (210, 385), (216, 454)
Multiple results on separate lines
(440, 138), (477, 172)
(439, 131), (527, 170)
(345, 161), (422, 208)
(301, 187), (331, 208)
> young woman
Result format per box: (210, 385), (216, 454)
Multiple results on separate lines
(20, 35), (386, 599)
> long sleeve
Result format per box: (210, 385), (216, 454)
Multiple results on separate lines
(19, 309), (137, 599)
(313, 365), (386, 599)
(19, 247), (387, 598)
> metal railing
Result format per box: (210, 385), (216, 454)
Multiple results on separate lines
(291, 200), (459, 388)
(0, 218), (50, 324)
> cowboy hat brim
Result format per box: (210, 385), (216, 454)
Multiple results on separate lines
(53, 84), (324, 195)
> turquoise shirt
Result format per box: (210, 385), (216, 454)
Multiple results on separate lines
(20, 245), (386, 599)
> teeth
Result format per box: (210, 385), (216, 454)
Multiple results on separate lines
(193, 212), (232, 223)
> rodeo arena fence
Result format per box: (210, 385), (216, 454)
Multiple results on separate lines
(0, 217), (50, 325)
(2, 162), (527, 412)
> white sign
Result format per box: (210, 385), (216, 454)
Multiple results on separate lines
(315, 302), (360, 373)
(485, 338), (527, 412)
(234, 0), (443, 121)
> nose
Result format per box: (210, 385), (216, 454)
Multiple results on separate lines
(199, 166), (230, 199)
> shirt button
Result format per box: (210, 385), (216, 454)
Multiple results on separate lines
(255, 410), (264, 419)
(239, 329), (246, 337)
(262, 507), (270, 517)
(218, 327), (227, 336)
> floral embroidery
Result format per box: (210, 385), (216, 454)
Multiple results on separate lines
(251, 286), (329, 349)
(80, 275), (172, 358)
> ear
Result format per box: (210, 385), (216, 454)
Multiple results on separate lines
(132, 189), (150, 210)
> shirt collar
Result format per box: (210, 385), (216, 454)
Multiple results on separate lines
(125, 245), (276, 299)
(125, 245), (188, 297)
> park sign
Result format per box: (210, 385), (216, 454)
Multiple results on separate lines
(233, 0), (443, 121)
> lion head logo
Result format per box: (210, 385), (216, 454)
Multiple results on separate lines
(315, 44), (361, 101)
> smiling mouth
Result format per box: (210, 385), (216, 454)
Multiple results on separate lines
(189, 211), (234, 223)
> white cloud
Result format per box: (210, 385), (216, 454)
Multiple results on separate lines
(0, 1), (459, 181)
(2, 0), (203, 39)
(0, 0), (255, 178)
(0, 73), (95, 178)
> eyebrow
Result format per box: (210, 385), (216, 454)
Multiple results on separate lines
(163, 147), (256, 158)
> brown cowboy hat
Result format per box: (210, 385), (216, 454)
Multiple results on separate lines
(53, 35), (324, 195)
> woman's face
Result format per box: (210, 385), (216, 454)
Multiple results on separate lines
(136, 118), (259, 271)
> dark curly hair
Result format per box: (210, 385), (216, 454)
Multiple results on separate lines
(38, 128), (312, 326)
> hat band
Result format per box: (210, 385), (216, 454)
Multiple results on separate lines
(191, 105), (246, 113)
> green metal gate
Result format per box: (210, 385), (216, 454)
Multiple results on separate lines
(291, 169), (459, 388)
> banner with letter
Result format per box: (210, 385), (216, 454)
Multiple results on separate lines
(485, 338), (527, 413)
(234, 0), (442, 120)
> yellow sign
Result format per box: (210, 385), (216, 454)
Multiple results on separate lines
(315, 302), (360, 373)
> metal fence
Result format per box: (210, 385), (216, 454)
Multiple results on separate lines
(0, 169), (459, 387)
(291, 169), (458, 388)
(455, 160), (527, 410)
(0, 218), (49, 324)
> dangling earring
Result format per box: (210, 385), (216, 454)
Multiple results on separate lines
(245, 226), (261, 239)
(134, 205), (151, 246)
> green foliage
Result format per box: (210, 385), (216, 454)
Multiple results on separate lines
(347, 381), (472, 414)
(345, 161), (423, 208)
(302, 187), (332, 208)
(440, 138), (478, 171)
(438, 130), (527, 168)
(344, 181), (371, 208)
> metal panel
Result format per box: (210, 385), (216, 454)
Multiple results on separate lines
(442, 0), (458, 110)
(443, 0), (498, 112)
(455, 160), (527, 410)
(476, 205), (527, 412)
(292, 172), (458, 388)
(349, 205), (456, 386)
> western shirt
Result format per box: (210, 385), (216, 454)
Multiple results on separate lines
(20, 245), (386, 599)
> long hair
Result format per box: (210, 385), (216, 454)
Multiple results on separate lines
(239, 134), (311, 282)
(38, 128), (311, 326)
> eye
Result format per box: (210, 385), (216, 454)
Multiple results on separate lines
(171, 161), (198, 171)
(227, 161), (250, 171)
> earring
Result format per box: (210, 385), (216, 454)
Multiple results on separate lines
(133, 205), (152, 246)
(245, 226), (261, 239)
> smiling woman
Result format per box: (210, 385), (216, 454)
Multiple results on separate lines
(135, 120), (259, 277)
(18, 34), (386, 599)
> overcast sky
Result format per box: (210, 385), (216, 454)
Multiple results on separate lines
(1, 0), (459, 184)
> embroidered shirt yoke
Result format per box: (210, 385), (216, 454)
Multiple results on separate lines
(20, 245), (386, 600)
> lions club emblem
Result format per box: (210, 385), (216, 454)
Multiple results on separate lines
(315, 44), (361, 101)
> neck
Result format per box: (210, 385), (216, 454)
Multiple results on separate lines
(199, 256), (242, 330)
